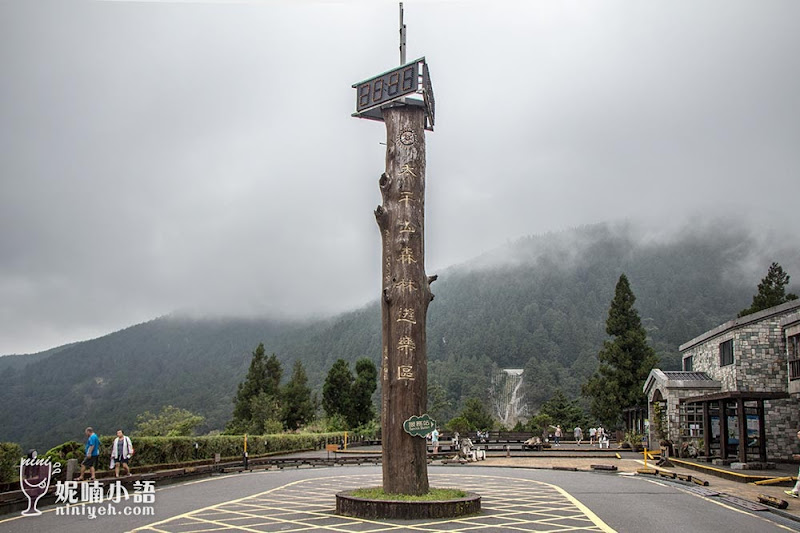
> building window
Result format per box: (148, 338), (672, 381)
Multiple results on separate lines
(683, 356), (693, 371)
(719, 339), (734, 366)
(789, 334), (800, 381)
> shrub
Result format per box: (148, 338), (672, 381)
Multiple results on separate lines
(42, 441), (83, 464)
(0, 442), (23, 483)
(324, 414), (349, 432)
(352, 418), (380, 439)
(42, 433), (351, 470)
(446, 416), (472, 435)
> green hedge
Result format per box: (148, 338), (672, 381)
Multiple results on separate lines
(43, 433), (350, 470)
(0, 442), (23, 483)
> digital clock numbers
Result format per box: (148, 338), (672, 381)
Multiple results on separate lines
(352, 57), (434, 131)
(354, 63), (419, 113)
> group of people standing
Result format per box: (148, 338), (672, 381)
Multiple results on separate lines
(548, 425), (610, 447)
(588, 426), (610, 448)
(75, 427), (135, 481)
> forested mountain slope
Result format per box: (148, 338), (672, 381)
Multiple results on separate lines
(1, 220), (793, 449)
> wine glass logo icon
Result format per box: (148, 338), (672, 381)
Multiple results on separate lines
(19, 454), (59, 517)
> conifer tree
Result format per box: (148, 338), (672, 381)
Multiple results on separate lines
(281, 361), (315, 431)
(349, 358), (378, 428)
(538, 389), (585, 431)
(263, 353), (283, 398)
(228, 343), (284, 433)
(582, 274), (658, 427)
(231, 343), (267, 425)
(460, 397), (494, 431)
(322, 359), (354, 423)
(738, 262), (798, 317)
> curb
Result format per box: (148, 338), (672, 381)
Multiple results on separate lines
(648, 472), (800, 525)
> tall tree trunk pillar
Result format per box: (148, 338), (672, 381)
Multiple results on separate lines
(376, 105), (432, 495)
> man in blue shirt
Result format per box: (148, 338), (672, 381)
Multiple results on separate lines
(76, 427), (100, 481)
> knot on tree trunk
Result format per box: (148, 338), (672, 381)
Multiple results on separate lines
(375, 205), (389, 230)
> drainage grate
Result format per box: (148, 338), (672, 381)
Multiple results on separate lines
(719, 496), (769, 512)
(683, 485), (719, 497)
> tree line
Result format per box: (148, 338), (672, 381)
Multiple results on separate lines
(221, 343), (378, 435)
(209, 261), (800, 436)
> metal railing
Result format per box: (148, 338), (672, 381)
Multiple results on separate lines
(789, 358), (800, 381)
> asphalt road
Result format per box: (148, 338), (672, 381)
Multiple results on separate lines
(1, 465), (797, 532)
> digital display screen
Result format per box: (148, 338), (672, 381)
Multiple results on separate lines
(354, 62), (419, 113)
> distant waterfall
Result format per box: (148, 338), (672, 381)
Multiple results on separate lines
(491, 368), (528, 427)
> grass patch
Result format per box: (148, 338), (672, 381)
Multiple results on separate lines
(350, 487), (467, 501)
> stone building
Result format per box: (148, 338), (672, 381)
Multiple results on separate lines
(644, 300), (800, 465)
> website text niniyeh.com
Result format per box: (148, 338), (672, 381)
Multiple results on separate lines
(55, 503), (155, 520)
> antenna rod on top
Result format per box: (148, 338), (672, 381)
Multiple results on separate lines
(399, 2), (406, 65)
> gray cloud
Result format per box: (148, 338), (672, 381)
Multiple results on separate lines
(1, 1), (799, 354)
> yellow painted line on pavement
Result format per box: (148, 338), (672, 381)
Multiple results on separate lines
(134, 472), (614, 533)
(131, 477), (310, 532)
(641, 474), (796, 532)
(552, 485), (616, 533)
(134, 475), (427, 533)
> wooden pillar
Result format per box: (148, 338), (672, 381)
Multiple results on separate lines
(720, 401), (728, 461)
(376, 105), (433, 495)
(702, 401), (711, 459)
(737, 398), (747, 463)
(757, 400), (767, 462)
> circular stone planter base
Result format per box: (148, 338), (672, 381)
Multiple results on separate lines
(336, 490), (481, 520)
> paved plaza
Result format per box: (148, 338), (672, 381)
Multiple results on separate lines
(2, 464), (798, 532)
(134, 473), (610, 533)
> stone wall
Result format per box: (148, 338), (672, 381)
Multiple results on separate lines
(765, 397), (800, 460)
(735, 321), (787, 392)
(656, 388), (707, 445)
(644, 374), (721, 449)
(682, 317), (787, 393)
(683, 331), (737, 391)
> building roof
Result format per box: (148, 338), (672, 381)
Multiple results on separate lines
(643, 369), (722, 397)
(680, 299), (800, 352)
(661, 371), (716, 381)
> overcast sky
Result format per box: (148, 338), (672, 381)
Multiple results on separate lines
(1, 0), (799, 355)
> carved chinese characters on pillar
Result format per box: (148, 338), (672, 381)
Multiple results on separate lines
(397, 308), (417, 324)
(375, 106), (433, 495)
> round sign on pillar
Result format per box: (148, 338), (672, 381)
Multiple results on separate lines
(403, 414), (437, 437)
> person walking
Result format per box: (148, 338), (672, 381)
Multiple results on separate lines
(554, 425), (562, 446)
(111, 429), (134, 477)
(574, 426), (583, 446)
(589, 427), (597, 446)
(75, 427), (100, 481)
(785, 430), (800, 498)
(431, 427), (440, 454)
(598, 426), (609, 449)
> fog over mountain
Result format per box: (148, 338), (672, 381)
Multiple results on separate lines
(1, 218), (797, 450)
(2, 1), (799, 356)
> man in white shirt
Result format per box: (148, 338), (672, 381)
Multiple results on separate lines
(111, 429), (134, 477)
